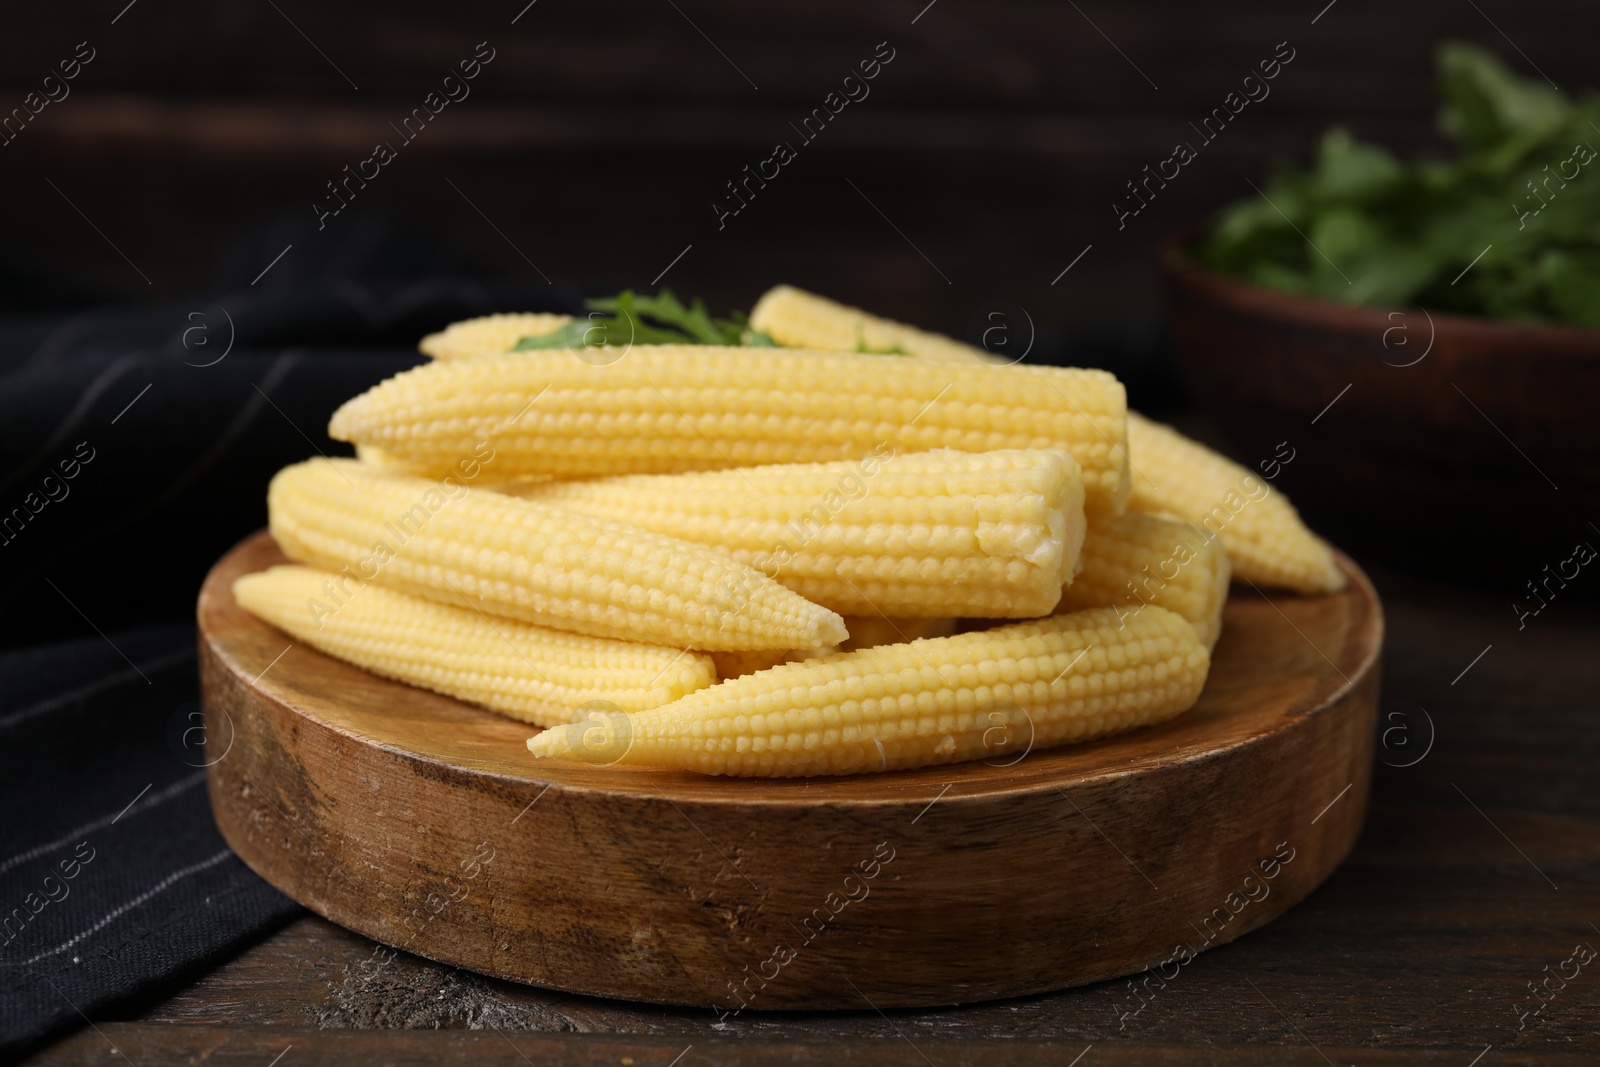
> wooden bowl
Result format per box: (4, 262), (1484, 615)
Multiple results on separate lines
(199, 531), (1382, 1010)
(1162, 236), (1600, 585)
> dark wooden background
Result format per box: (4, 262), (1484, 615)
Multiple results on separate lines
(4, 0), (1598, 337)
(10, 4), (1600, 1063)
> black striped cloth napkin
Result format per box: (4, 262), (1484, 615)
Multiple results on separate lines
(0, 211), (579, 1057)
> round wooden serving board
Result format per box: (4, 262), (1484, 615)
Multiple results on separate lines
(199, 531), (1382, 1011)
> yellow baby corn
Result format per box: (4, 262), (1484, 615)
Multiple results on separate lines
(714, 617), (957, 679)
(353, 445), (551, 494)
(419, 312), (573, 360)
(839, 615), (959, 651)
(234, 564), (716, 726)
(1126, 413), (1344, 593)
(526, 605), (1210, 777)
(329, 346), (1130, 516)
(502, 449), (1085, 618)
(708, 646), (838, 681)
(749, 285), (993, 363)
(267, 458), (846, 652)
(1055, 511), (1231, 650)
(353, 443), (418, 473)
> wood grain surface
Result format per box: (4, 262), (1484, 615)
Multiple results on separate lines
(29, 1024), (1600, 1067)
(195, 530), (1380, 1011)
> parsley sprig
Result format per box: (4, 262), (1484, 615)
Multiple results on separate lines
(514, 289), (777, 350)
(1198, 42), (1600, 326)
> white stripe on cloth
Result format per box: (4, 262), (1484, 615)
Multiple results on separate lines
(0, 646), (194, 733)
(13, 848), (235, 966)
(0, 771), (205, 876)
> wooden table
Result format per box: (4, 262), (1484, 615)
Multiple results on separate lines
(28, 562), (1600, 1065)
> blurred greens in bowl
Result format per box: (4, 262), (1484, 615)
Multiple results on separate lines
(1196, 43), (1600, 326)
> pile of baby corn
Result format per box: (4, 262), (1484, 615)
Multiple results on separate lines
(234, 285), (1346, 778)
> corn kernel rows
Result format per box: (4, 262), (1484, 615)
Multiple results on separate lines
(503, 449), (1085, 617)
(328, 346), (1130, 516)
(235, 564), (717, 725)
(1127, 413), (1344, 593)
(1056, 510), (1231, 649)
(420, 312), (573, 360)
(749, 285), (995, 363)
(268, 458), (847, 651)
(527, 605), (1211, 777)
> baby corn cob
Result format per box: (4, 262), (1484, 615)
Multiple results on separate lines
(526, 605), (1210, 777)
(839, 615), (959, 651)
(708, 646), (838, 681)
(1055, 511), (1231, 650)
(710, 617), (956, 679)
(352, 446), (552, 494)
(1126, 413), (1344, 593)
(749, 285), (993, 363)
(234, 564), (716, 726)
(329, 347), (1130, 516)
(354, 443), (418, 473)
(267, 458), (846, 651)
(501, 449), (1085, 618)
(419, 312), (574, 360)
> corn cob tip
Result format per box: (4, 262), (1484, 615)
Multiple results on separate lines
(1305, 544), (1348, 593)
(527, 719), (631, 764)
(327, 396), (362, 443)
(230, 571), (264, 605)
(420, 311), (574, 360)
(815, 611), (850, 648)
(1126, 411), (1347, 595)
(526, 725), (576, 760)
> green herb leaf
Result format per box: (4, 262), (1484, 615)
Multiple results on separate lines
(512, 320), (600, 350)
(1437, 41), (1568, 153)
(1196, 41), (1600, 327)
(514, 288), (775, 350)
